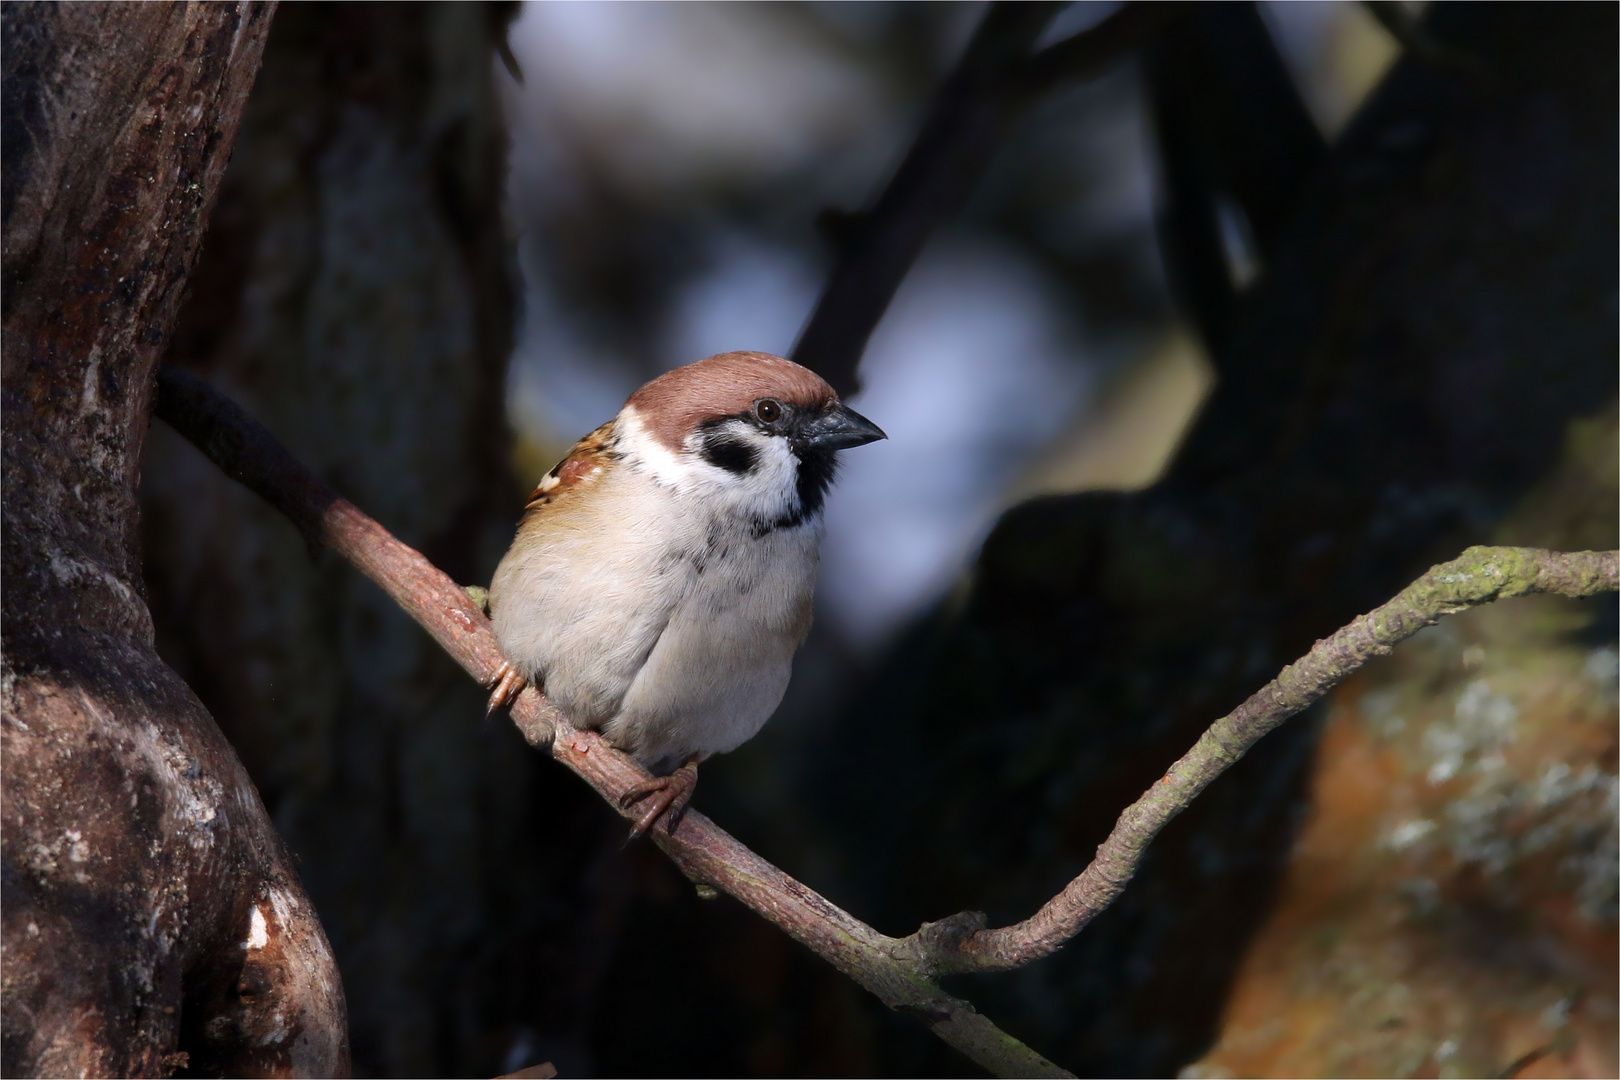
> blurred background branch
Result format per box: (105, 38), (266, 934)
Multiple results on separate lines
(792, 1), (1182, 396)
(1145, 1), (1326, 353)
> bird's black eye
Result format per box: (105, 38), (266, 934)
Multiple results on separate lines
(755, 399), (782, 423)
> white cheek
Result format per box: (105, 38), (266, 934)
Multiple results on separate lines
(730, 435), (798, 499)
(614, 409), (689, 487)
(679, 428), (799, 519)
(617, 408), (803, 519)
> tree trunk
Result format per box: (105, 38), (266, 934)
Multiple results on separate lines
(138, 5), (559, 1076)
(1, 3), (349, 1077)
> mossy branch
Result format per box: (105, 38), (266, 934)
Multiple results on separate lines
(155, 365), (1617, 1073)
(898, 545), (1618, 974)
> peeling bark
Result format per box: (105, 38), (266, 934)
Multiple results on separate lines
(1, 4), (349, 1076)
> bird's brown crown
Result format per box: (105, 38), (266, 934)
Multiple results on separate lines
(626, 351), (837, 452)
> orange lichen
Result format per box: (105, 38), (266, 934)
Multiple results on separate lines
(1190, 594), (1618, 1080)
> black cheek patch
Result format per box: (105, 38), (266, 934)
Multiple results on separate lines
(750, 446), (838, 535)
(700, 432), (759, 475)
(792, 447), (838, 520)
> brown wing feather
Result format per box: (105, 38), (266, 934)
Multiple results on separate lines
(519, 420), (618, 524)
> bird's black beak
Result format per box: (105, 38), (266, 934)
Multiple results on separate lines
(796, 403), (887, 451)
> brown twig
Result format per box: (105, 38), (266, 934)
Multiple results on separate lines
(897, 545), (1619, 974)
(790, 1), (1183, 396)
(154, 365), (1619, 1073)
(152, 366), (1072, 1079)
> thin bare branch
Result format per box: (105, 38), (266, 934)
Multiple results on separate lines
(155, 365), (1618, 1072)
(898, 545), (1620, 974)
(791, 1), (1180, 396)
(152, 366), (1073, 1079)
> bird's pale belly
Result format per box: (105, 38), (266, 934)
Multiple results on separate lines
(499, 521), (818, 771)
(598, 533), (817, 769)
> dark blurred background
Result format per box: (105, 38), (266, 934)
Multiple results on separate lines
(140, 3), (1616, 1076)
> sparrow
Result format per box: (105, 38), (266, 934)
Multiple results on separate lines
(484, 351), (885, 838)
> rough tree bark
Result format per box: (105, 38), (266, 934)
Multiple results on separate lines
(138, 5), (533, 1076)
(0, 4), (349, 1077)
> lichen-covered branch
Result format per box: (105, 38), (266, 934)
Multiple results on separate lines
(153, 366), (1073, 1080)
(900, 545), (1620, 974)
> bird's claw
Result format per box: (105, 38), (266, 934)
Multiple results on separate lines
(619, 759), (699, 841)
(485, 661), (526, 715)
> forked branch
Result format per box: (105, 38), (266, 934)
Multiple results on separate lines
(153, 366), (1072, 1079)
(895, 545), (1619, 973)
(155, 365), (1618, 1076)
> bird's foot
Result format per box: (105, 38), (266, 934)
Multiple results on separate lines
(485, 661), (526, 715)
(619, 757), (699, 840)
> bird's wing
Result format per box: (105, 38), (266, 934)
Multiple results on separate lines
(519, 420), (618, 525)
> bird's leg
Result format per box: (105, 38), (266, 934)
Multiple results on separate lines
(619, 755), (700, 840)
(484, 660), (526, 715)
